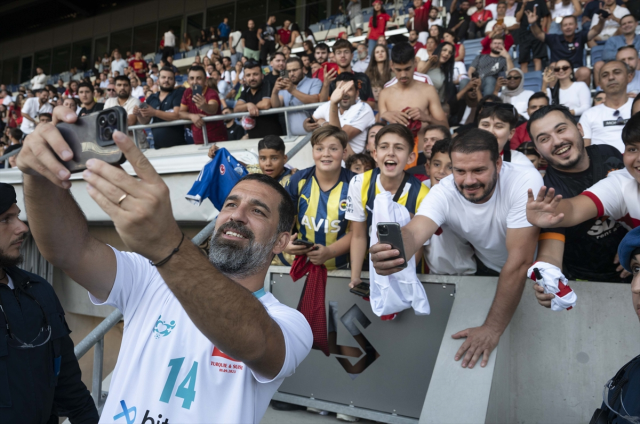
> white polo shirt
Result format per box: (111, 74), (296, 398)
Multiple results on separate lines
(581, 168), (640, 228)
(20, 97), (53, 134)
(416, 161), (544, 272)
(312, 100), (375, 154)
(92, 248), (312, 424)
(578, 99), (632, 153)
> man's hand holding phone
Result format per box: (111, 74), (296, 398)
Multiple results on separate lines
(284, 233), (317, 256)
(369, 242), (407, 276)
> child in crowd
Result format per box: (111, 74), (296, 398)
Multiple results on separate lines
(282, 125), (354, 270)
(477, 103), (535, 167)
(346, 153), (376, 174)
(517, 141), (542, 171)
(347, 124), (430, 288)
(422, 138), (477, 275)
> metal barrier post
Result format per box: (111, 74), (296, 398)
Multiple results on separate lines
(202, 122), (209, 146)
(92, 337), (104, 407)
(284, 109), (292, 139)
(132, 130), (138, 148)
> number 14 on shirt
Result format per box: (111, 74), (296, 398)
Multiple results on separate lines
(159, 357), (198, 409)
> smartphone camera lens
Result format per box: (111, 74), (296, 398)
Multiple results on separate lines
(102, 126), (113, 140)
(380, 225), (388, 235)
(98, 116), (107, 126)
(107, 112), (117, 126)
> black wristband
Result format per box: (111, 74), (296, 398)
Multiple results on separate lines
(149, 233), (185, 267)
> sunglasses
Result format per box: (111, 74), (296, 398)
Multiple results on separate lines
(506, 76), (521, 80)
(554, 66), (571, 72)
(107, 89), (115, 92)
(613, 109), (627, 125)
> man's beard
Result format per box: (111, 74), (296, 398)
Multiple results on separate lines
(160, 85), (174, 92)
(455, 168), (498, 204)
(0, 234), (26, 268)
(544, 139), (585, 171)
(208, 221), (277, 279)
(117, 91), (130, 99)
(490, 49), (501, 55)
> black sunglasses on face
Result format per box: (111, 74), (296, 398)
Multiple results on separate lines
(554, 66), (571, 72)
(506, 76), (521, 80)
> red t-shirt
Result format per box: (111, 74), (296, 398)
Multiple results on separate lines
(510, 122), (531, 150)
(129, 59), (148, 79)
(412, 41), (425, 54)
(413, 0), (433, 33)
(368, 13), (391, 40)
(480, 34), (514, 54)
(471, 10), (492, 23)
(180, 87), (227, 144)
(277, 28), (291, 45)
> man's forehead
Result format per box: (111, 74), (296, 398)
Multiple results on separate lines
(229, 181), (280, 206)
(531, 110), (571, 132)
(451, 149), (492, 163)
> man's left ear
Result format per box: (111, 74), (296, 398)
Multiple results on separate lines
(273, 232), (291, 255)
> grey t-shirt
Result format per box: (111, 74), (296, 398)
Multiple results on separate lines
(347, 0), (362, 18)
(469, 54), (506, 79)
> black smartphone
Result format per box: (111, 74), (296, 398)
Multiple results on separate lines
(350, 282), (370, 297)
(281, 69), (289, 80)
(56, 107), (127, 173)
(139, 103), (148, 109)
(308, 116), (316, 124)
(472, 71), (479, 79)
(192, 84), (203, 97)
(597, 9), (610, 18)
(377, 222), (408, 270)
(293, 239), (315, 248)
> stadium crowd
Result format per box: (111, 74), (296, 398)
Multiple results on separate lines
(2, 0), (640, 421)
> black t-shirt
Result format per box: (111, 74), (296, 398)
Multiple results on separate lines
(226, 121), (245, 140)
(583, 0), (600, 20)
(239, 81), (283, 138)
(545, 28), (589, 68)
(520, 0), (550, 23)
(542, 145), (627, 282)
(242, 29), (260, 50)
(261, 23), (276, 42)
(448, 9), (470, 29)
(145, 87), (186, 149)
(329, 71), (375, 103)
(78, 102), (104, 117)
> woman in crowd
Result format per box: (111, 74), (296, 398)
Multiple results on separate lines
(94, 87), (105, 103)
(429, 24), (444, 42)
(416, 36), (439, 68)
(64, 80), (79, 98)
(282, 45), (291, 60)
(289, 23), (303, 48)
(146, 77), (159, 94)
(8, 96), (23, 129)
(593, 91), (606, 106)
(367, 0), (391, 57)
(443, 29), (465, 62)
(181, 33), (193, 51)
(498, 68), (534, 118)
(544, 59), (591, 116)
(130, 75), (144, 99)
(304, 28), (317, 44)
(365, 44), (393, 102)
(303, 40), (315, 55)
(203, 56), (212, 68)
(197, 30), (209, 47)
(419, 42), (455, 105)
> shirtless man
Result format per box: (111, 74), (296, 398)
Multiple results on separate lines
(378, 42), (448, 147)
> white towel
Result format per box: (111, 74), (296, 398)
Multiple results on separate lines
(369, 191), (430, 317)
(528, 261), (577, 311)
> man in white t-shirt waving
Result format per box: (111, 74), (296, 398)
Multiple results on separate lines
(370, 128), (542, 369)
(16, 108), (313, 424)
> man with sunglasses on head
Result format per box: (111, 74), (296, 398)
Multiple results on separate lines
(0, 183), (98, 424)
(615, 45), (640, 97)
(578, 60), (633, 153)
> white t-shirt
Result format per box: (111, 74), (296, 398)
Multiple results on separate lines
(346, 173), (424, 223)
(312, 101), (375, 153)
(99, 80), (110, 89)
(501, 89), (534, 119)
(485, 16), (518, 33)
(92, 248), (312, 424)
(507, 149), (536, 167)
(164, 31), (176, 47)
(424, 225), (477, 275)
(415, 48), (430, 62)
(230, 31), (244, 53)
(20, 97), (53, 134)
(578, 99), (632, 153)
(428, 18), (443, 28)
(546, 81), (591, 116)
(111, 59), (127, 77)
(30, 74), (47, 90)
(416, 162), (544, 272)
(582, 168), (640, 229)
(591, 5), (630, 38)
(104, 96), (141, 115)
(131, 86), (145, 100)
(454, 61), (468, 84)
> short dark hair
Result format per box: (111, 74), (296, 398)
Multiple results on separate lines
(77, 82), (94, 92)
(617, 45), (639, 57)
(114, 75), (130, 85)
(424, 124), (451, 139)
(516, 141), (540, 158)
(336, 72), (358, 86)
(188, 65), (207, 76)
(528, 91), (549, 106)
(243, 60), (261, 70)
(391, 42), (415, 64)
(159, 66), (175, 75)
(450, 128), (499, 162)
(272, 52), (286, 60)
(8, 128), (23, 141)
(375, 123), (415, 150)
(38, 113), (52, 121)
(332, 39), (354, 53)
(621, 13), (637, 22)
(315, 43), (330, 53)
(478, 103), (518, 130)
(527, 105), (576, 142)
(311, 125), (349, 149)
(94, 87), (104, 95)
(562, 15), (578, 24)
(258, 135), (286, 153)
(235, 173), (295, 234)
(430, 137), (452, 158)
(622, 112), (640, 146)
(346, 153), (376, 170)
(286, 57), (303, 68)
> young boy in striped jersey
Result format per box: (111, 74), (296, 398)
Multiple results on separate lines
(282, 125), (354, 269)
(346, 124), (430, 288)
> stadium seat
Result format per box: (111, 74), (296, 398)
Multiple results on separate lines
(590, 45), (605, 65)
(463, 39), (483, 69)
(309, 23), (322, 33)
(523, 70), (542, 92)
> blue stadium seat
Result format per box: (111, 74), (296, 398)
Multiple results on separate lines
(591, 45), (605, 65)
(463, 39), (483, 69)
(523, 70), (542, 92)
(185, 49), (198, 58)
(309, 23), (322, 33)
(155, 53), (163, 63)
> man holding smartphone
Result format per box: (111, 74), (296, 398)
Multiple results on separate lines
(370, 129), (542, 369)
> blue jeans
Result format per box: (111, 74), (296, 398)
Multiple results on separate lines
(368, 39), (377, 58)
(459, 75), (498, 97)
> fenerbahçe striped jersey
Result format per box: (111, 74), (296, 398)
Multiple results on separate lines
(345, 168), (430, 234)
(284, 166), (354, 270)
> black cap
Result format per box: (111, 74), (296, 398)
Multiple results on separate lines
(0, 183), (16, 215)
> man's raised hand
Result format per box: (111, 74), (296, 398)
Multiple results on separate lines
(330, 80), (354, 104)
(526, 186), (565, 228)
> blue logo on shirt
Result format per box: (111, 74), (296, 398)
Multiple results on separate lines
(113, 400), (137, 424)
(153, 315), (177, 339)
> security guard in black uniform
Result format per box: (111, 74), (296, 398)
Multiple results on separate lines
(0, 183), (98, 423)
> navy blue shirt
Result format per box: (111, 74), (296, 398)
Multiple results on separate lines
(545, 28), (589, 68)
(145, 87), (186, 149)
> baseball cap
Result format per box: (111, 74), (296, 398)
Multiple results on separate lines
(618, 226), (640, 273)
(0, 183), (17, 216)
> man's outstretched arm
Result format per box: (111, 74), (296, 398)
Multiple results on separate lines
(526, 186), (598, 228)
